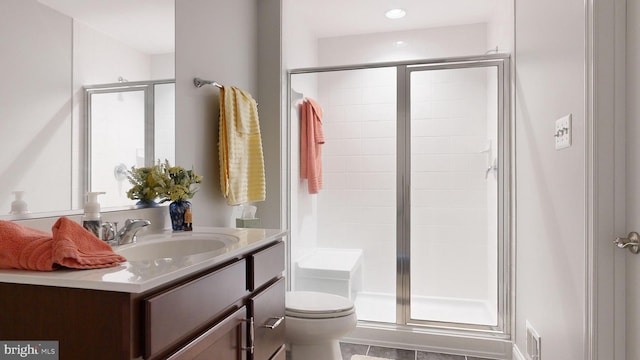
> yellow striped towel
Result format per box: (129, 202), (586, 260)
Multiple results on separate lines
(219, 86), (266, 205)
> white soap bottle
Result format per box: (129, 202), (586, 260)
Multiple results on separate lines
(9, 191), (29, 215)
(83, 192), (105, 238)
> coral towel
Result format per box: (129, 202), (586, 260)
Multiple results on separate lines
(300, 98), (325, 194)
(219, 86), (266, 205)
(51, 217), (126, 269)
(0, 217), (126, 271)
(0, 220), (53, 271)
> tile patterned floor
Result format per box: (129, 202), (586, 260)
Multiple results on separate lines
(340, 342), (494, 360)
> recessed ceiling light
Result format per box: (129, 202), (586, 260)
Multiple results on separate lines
(385, 8), (406, 19)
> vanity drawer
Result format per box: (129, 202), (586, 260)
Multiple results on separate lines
(249, 241), (285, 291)
(166, 306), (248, 360)
(251, 277), (286, 360)
(145, 259), (248, 359)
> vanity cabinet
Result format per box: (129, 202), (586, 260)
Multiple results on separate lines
(0, 239), (285, 360)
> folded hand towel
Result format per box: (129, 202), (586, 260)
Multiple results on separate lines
(0, 220), (54, 271)
(51, 217), (126, 269)
(0, 218), (126, 271)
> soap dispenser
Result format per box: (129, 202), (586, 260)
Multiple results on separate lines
(9, 191), (29, 215)
(83, 192), (105, 238)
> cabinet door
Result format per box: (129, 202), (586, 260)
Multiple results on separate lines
(251, 278), (286, 360)
(167, 306), (248, 360)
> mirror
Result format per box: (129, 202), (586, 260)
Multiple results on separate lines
(0, 0), (175, 217)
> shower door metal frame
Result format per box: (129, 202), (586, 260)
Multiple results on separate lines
(286, 54), (512, 338)
(396, 56), (511, 334)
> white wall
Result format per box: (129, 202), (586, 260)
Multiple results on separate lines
(176, 0), (280, 227)
(0, 0), (72, 214)
(315, 67), (398, 295)
(514, 0), (587, 358)
(289, 73), (320, 279)
(151, 53), (176, 80)
(257, 0), (283, 229)
(318, 23), (489, 66)
(487, 0), (514, 53)
(283, 0), (320, 284)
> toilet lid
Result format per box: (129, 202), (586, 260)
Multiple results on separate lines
(286, 291), (355, 319)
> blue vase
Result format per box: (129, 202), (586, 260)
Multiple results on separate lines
(136, 199), (158, 208)
(169, 200), (191, 231)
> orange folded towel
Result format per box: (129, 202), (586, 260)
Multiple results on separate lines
(51, 217), (126, 269)
(0, 217), (126, 271)
(0, 220), (54, 271)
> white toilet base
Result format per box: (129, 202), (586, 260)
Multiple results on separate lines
(289, 341), (342, 360)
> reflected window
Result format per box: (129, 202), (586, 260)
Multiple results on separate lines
(85, 80), (175, 208)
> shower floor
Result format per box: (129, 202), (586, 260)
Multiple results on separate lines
(353, 292), (496, 326)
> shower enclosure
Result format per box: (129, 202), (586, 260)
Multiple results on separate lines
(287, 55), (510, 338)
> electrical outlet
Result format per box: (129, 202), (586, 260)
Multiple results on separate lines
(526, 321), (541, 360)
(554, 114), (572, 150)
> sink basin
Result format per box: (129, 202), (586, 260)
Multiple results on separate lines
(115, 233), (239, 262)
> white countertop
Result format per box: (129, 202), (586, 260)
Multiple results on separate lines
(0, 227), (287, 293)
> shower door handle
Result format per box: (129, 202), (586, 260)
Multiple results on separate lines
(614, 232), (640, 254)
(485, 158), (498, 179)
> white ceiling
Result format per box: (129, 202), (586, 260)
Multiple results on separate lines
(36, 0), (496, 54)
(294, 0), (498, 38)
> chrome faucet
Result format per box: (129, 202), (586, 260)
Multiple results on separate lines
(102, 219), (151, 245)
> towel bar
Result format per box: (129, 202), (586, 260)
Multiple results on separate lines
(193, 77), (222, 88)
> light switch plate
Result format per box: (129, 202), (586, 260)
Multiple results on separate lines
(555, 114), (572, 150)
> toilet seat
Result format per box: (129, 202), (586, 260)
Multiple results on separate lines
(286, 291), (355, 319)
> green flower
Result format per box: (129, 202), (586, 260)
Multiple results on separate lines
(126, 162), (165, 202)
(126, 160), (202, 203)
(156, 160), (203, 202)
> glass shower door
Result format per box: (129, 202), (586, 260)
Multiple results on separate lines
(287, 56), (510, 335)
(400, 59), (508, 331)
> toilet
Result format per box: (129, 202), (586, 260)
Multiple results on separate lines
(285, 291), (357, 360)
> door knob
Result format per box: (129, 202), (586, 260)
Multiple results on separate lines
(614, 232), (640, 254)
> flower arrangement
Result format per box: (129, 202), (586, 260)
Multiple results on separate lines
(126, 160), (203, 204)
(126, 162), (165, 204)
(158, 160), (203, 202)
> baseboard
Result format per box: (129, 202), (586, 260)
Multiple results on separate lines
(512, 344), (526, 360)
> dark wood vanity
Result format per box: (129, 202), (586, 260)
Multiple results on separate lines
(0, 240), (286, 360)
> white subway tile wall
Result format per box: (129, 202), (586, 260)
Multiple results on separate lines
(313, 65), (496, 306)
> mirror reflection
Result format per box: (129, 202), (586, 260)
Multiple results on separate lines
(0, 0), (175, 216)
(86, 80), (175, 208)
